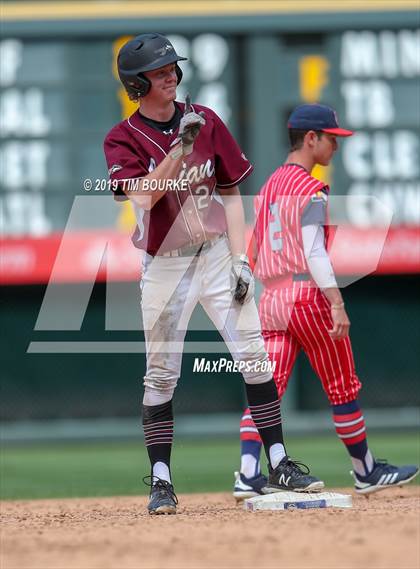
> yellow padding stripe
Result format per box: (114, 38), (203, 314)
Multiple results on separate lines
(1, 0), (418, 22)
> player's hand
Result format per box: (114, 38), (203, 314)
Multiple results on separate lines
(231, 255), (255, 305)
(178, 94), (206, 155)
(328, 305), (350, 340)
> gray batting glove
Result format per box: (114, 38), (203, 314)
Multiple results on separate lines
(177, 94), (206, 155)
(231, 254), (255, 305)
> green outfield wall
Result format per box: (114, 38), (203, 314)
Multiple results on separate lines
(1, 276), (419, 422)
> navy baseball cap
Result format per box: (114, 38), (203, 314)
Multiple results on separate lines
(288, 104), (353, 137)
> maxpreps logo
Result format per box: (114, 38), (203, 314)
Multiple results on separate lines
(193, 357), (276, 374)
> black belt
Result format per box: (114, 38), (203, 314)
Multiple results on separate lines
(293, 273), (311, 281)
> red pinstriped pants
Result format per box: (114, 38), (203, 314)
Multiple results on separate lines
(259, 283), (362, 406)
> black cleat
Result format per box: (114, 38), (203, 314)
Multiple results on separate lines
(264, 456), (325, 493)
(143, 476), (178, 515)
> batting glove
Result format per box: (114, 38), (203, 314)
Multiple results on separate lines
(171, 94), (206, 156)
(231, 254), (255, 305)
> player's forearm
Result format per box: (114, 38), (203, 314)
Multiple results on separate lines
(220, 185), (246, 256)
(302, 224), (337, 289)
(302, 226), (344, 306)
(320, 286), (345, 308)
(306, 255), (345, 309)
(123, 144), (184, 209)
(306, 255), (337, 289)
(301, 218), (349, 332)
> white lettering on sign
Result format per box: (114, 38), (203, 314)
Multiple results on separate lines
(341, 31), (378, 77)
(1, 141), (50, 189)
(0, 39), (53, 237)
(167, 33), (231, 124)
(340, 29), (420, 227)
(0, 88), (50, 136)
(346, 182), (420, 227)
(0, 192), (51, 235)
(400, 29), (420, 77)
(0, 40), (23, 86)
(342, 131), (419, 181)
(340, 80), (394, 128)
(192, 34), (229, 81)
(341, 29), (420, 78)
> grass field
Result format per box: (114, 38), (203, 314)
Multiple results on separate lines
(1, 432), (419, 500)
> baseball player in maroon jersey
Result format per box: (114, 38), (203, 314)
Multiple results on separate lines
(234, 103), (418, 499)
(104, 34), (323, 514)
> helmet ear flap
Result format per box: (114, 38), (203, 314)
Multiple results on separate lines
(125, 74), (151, 99)
(136, 74), (151, 97)
(128, 66), (182, 99)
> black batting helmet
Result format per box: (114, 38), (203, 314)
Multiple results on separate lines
(117, 33), (187, 99)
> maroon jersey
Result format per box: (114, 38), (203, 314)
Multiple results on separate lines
(254, 164), (329, 281)
(104, 102), (253, 255)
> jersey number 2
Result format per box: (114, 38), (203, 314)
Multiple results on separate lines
(269, 203), (283, 252)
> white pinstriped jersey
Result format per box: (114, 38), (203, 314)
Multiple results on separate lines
(236, 164), (362, 417)
(253, 164), (329, 281)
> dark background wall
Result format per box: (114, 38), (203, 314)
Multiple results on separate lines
(2, 275), (419, 421)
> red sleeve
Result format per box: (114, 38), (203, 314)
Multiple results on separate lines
(103, 124), (149, 201)
(209, 110), (253, 189)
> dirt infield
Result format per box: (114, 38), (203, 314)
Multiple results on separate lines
(1, 487), (419, 569)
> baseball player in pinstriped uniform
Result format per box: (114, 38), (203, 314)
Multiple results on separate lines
(233, 104), (418, 499)
(104, 34), (323, 515)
